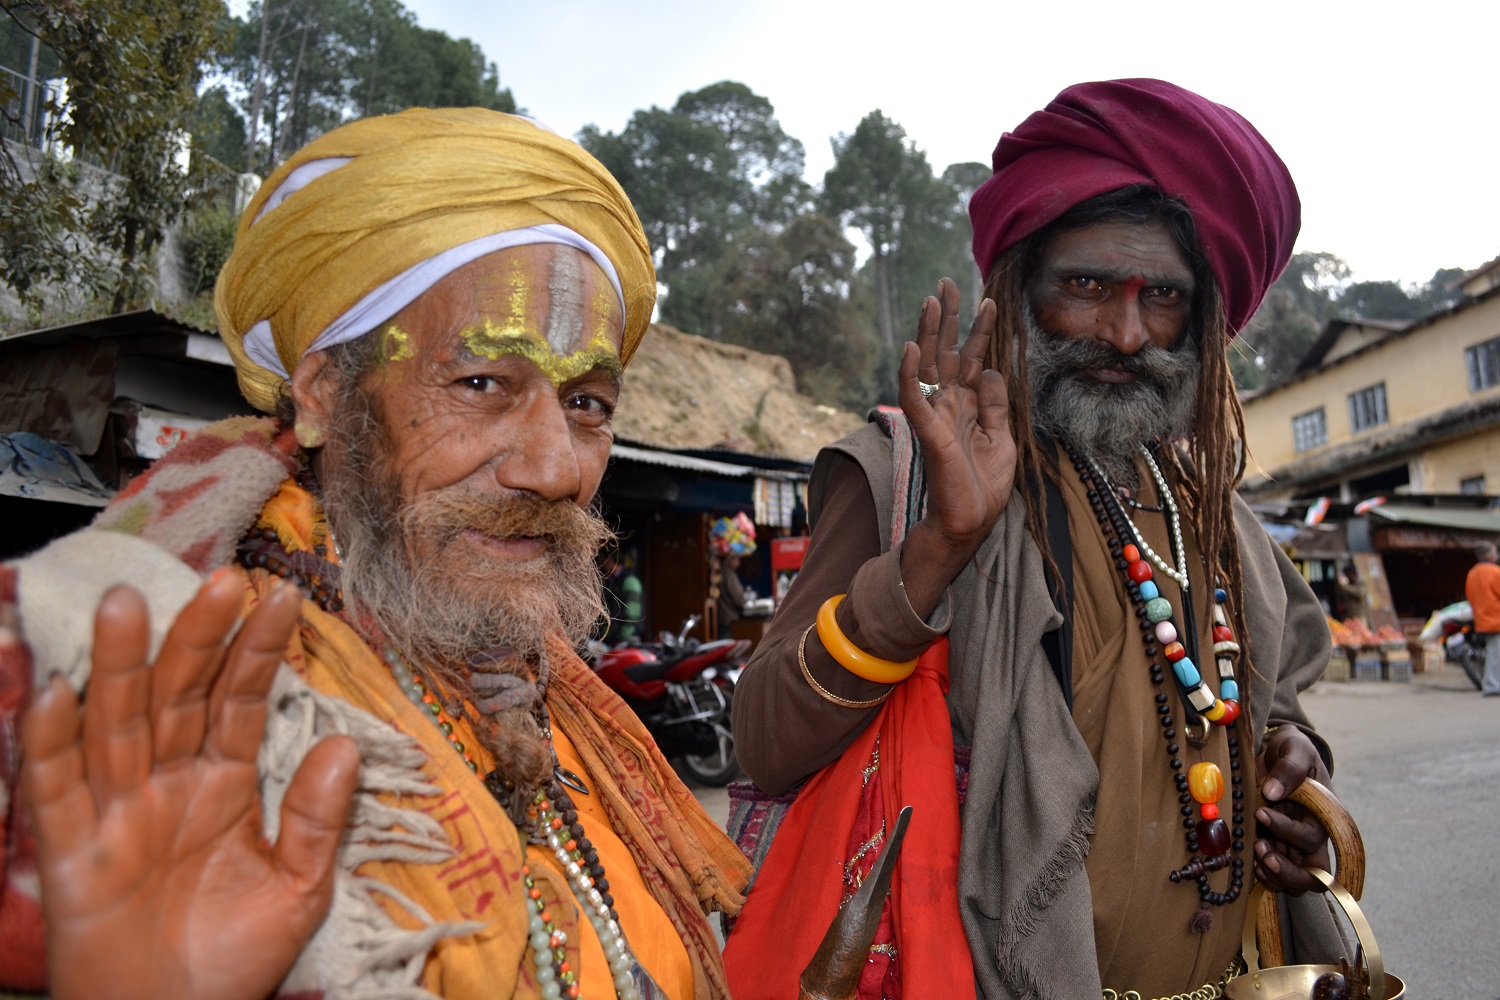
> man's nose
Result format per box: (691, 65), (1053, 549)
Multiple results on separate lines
(500, 396), (583, 501)
(1094, 295), (1151, 355)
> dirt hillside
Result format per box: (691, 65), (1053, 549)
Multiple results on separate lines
(615, 323), (863, 461)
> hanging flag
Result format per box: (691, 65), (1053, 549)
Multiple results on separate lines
(1353, 496), (1387, 515)
(1304, 497), (1332, 526)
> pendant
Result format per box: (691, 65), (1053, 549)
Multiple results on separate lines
(555, 765), (590, 796)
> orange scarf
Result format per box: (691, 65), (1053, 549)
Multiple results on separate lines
(723, 638), (975, 1000)
(247, 477), (748, 998)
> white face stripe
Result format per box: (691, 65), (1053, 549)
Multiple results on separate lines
(545, 247), (590, 354)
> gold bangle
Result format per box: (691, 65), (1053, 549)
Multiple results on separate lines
(815, 594), (919, 685)
(798, 624), (890, 709)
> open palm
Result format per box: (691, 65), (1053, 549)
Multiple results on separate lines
(899, 278), (1014, 551)
(22, 575), (360, 1000)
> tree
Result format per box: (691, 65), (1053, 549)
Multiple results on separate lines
(579, 81), (808, 338)
(0, 0), (227, 314)
(1335, 279), (1425, 321)
(940, 161), (990, 313)
(821, 111), (954, 355)
(717, 212), (879, 410)
(1233, 287), (1321, 391)
(220, 0), (514, 173)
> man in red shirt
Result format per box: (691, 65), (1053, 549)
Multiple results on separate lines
(1465, 542), (1500, 695)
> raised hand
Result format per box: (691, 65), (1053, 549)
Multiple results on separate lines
(896, 278), (1014, 617)
(21, 572), (361, 1000)
(1253, 726), (1333, 895)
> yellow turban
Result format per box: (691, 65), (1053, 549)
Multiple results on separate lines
(214, 108), (656, 413)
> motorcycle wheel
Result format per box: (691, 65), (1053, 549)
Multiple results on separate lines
(1458, 643), (1486, 690)
(678, 722), (740, 786)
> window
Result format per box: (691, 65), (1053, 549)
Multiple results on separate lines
(1291, 407), (1327, 453)
(1462, 475), (1486, 495)
(1348, 383), (1388, 433)
(1467, 336), (1500, 392)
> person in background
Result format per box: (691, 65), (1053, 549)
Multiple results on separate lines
(1464, 541), (1500, 696)
(1334, 564), (1368, 626)
(602, 547), (645, 644)
(710, 514), (756, 640)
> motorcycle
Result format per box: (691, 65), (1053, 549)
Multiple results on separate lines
(1419, 601), (1485, 690)
(590, 615), (748, 785)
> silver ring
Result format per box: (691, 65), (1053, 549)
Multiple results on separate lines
(919, 381), (940, 399)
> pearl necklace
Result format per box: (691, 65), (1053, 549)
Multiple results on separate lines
(1087, 447), (1190, 591)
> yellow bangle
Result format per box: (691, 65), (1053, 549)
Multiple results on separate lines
(798, 625), (891, 709)
(815, 594), (919, 685)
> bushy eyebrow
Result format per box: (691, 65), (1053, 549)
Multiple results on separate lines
(1040, 258), (1195, 289)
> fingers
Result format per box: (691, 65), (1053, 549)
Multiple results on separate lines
(207, 583), (303, 764)
(150, 570), (251, 767)
(81, 586), (155, 808)
(1253, 801), (1330, 895)
(915, 294), (940, 385)
(21, 675), (98, 858)
(957, 298), (996, 389)
(898, 341), (936, 429)
(274, 735), (360, 894)
(933, 279), (962, 387)
(1258, 729), (1324, 802)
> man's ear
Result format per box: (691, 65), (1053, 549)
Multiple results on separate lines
(289, 350), (336, 449)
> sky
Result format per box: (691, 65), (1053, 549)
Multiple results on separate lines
(396, 0), (1497, 287)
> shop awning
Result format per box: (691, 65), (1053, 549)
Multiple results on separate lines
(1365, 503), (1500, 534)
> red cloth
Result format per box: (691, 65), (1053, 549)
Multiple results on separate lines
(723, 639), (973, 1000)
(1466, 561), (1500, 632)
(968, 78), (1300, 334)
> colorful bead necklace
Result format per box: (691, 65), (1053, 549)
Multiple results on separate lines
(1074, 447), (1246, 929)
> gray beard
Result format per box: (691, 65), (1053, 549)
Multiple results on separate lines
(1023, 305), (1200, 487)
(315, 395), (611, 672)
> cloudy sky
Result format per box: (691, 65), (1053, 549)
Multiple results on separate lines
(400, 0), (1495, 287)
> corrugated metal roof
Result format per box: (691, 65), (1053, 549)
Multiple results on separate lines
(609, 443), (804, 480)
(1367, 504), (1500, 534)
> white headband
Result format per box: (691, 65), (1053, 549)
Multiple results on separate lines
(242, 157), (627, 379)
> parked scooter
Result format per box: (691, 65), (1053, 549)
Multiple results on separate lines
(1419, 601), (1485, 690)
(590, 615), (748, 785)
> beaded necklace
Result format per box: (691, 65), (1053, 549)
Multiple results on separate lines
(236, 525), (650, 999)
(1072, 446), (1246, 931)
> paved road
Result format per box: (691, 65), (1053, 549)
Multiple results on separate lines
(1300, 662), (1499, 1000)
(685, 662), (1497, 996)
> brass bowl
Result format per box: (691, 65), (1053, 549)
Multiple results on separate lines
(1224, 966), (1404, 1000)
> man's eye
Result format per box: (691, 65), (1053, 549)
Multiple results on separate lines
(566, 393), (614, 419)
(1146, 286), (1183, 304)
(1070, 276), (1100, 290)
(459, 376), (501, 393)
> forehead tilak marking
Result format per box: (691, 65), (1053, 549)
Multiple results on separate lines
(457, 248), (622, 387)
(545, 248), (590, 355)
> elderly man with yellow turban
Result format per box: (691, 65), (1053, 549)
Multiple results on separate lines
(1, 109), (748, 1000)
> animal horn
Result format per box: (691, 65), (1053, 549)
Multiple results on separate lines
(797, 805), (913, 1000)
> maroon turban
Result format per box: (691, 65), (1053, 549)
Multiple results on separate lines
(968, 78), (1299, 335)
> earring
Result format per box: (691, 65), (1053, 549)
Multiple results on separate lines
(294, 422), (323, 448)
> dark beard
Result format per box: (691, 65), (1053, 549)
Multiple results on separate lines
(315, 394), (613, 671)
(1024, 306), (1200, 486)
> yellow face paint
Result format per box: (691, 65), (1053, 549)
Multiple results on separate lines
(377, 324), (417, 367)
(461, 320), (622, 387)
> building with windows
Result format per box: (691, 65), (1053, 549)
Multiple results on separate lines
(1240, 262), (1500, 503)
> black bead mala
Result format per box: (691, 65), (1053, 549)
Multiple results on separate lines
(1073, 451), (1246, 931)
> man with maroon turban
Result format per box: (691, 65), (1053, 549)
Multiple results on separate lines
(729, 79), (1348, 1000)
